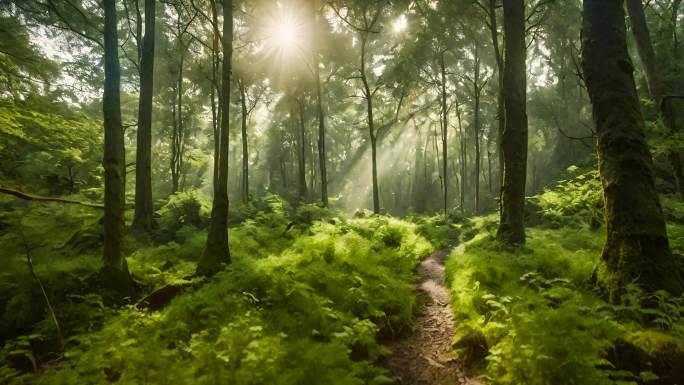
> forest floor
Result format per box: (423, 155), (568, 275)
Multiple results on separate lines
(385, 245), (482, 385)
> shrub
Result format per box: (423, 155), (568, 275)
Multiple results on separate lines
(446, 214), (684, 385)
(156, 190), (211, 242)
(1, 212), (434, 385)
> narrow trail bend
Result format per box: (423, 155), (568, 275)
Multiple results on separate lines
(385, 246), (481, 385)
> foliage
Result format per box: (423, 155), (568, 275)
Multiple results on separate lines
(527, 167), (604, 228)
(0, 101), (102, 195)
(411, 210), (463, 248)
(155, 189), (212, 242)
(446, 184), (684, 385)
(0, 195), (102, 341)
(0, 207), (434, 385)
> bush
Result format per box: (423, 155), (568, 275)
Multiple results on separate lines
(528, 168), (603, 228)
(155, 190), (211, 242)
(446, 214), (684, 385)
(1, 212), (434, 385)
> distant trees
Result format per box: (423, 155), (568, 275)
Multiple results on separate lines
(497, 0), (528, 244)
(236, 76), (263, 204)
(625, 0), (684, 200)
(582, 0), (683, 301)
(330, 1), (386, 214)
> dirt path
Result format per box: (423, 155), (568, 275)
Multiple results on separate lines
(385, 246), (480, 385)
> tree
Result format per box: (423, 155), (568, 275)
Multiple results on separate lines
(102, 0), (135, 297)
(625, 0), (684, 200)
(497, 0), (527, 244)
(168, 3), (198, 194)
(132, 0), (156, 232)
(476, 0), (505, 200)
(295, 96), (309, 202)
(199, 0), (232, 276)
(581, 0), (683, 301)
(312, 0), (328, 207)
(331, 1), (385, 214)
(460, 35), (490, 215)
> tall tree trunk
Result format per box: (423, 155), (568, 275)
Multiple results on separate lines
(360, 35), (380, 214)
(487, 143), (493, 193)
(474, 92), (482, 214)
(312, 0), (328, 207)
(497, 0), (528, 244)
(440, 51), (448, 215)
(309, 136), (316, 193)
(472, 43), (483, 214)
(171, 43), (187, 194)
(132, 0), (156, 232)
(454, 97), (466, 213)
(199, 0), (232, 276)
(296, 99), (309, 201)
(625, 0), (684, 199)
(582, 0), (683, 301)
(210, 0), (220, 195)
(102, 0), (134, 298)
(487, 0), (505, 207)
(238, 78), (249, 203)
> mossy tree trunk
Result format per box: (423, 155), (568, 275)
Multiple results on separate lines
(132, 0), (156, 232)
(625, 0), (684, 200)
(582, 0), (683, 301)
(102, 0), (135, 298)
(497, 0), (528, 244)
(199, 0), (232, 276)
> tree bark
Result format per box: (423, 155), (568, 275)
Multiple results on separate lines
(238, 78), (249, 203)
(296, 99), (309, 202)
(497, 0), (528, 244)
(487, 0), (505, 208)
(102, 0), (134, 298)
(132, 0), (156, 232)
(473, 45), (482, 215)
(210, 0), (220, 195)
(360, 35), (380, 214)
(625, 0), (684, 199)
(440, 51), (448, 215)
(199, 0), (232, 276)
(454, 96), (466, 213)
(312, 0), (328, 207)
(582, 0), (683, 301)
(171, 38), (189, 194)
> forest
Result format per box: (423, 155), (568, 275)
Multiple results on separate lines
(0, 0), (683, 384)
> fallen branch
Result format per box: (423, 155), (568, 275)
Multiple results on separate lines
(0, 186), (104, 209)
(21, 232), (65, 353)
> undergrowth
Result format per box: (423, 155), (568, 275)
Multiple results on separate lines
(446, 169), (684, 385)
(0, 195), (434, 385)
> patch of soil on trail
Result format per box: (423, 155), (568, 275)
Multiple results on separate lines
(385, 247), (482, 385)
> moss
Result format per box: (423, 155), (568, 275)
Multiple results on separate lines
(609, 331), (684, 384)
